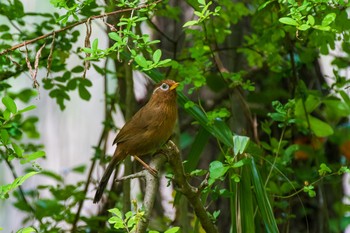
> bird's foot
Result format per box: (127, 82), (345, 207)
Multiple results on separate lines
(133, 155), (158, 177)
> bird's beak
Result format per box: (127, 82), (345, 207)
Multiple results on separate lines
(170, 82), (179, 90)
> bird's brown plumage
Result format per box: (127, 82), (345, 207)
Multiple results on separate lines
(93, 80), (178, 203)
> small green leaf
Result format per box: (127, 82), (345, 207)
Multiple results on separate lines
(297, 24), (310, 31)
(20, 151), (45, 164)
(109, 32), (122, 42)
(134, 55), (148, 68)
(80, 78), (93, 87)
(233, 135), (250, 156)
(190, 169), (207, 176)
(198, 0), (205, 5)
(232, 158), (249, 168)
(2, 96), (17, 114)
(209, 161), (228, 184)
(307, 15), (315, 26)
(0, 171), (39, 199)
(165, 227), (180, 233)
(92, 39), (98, 51)
(72, 165), (86, 173)
(78, 85), (91, 101)
(309, 116), (334, 137)
(71, 66), (84, 73)
(12, 142), (23, 157)
(322, 13), (336, 26)
(153, 49), (162, 63)
(338, 166), (350, 175)
(318, 163), (332, 176)
(1, 129), (10, 145)
(16, 226), (36, 233)
(3, 109), (11, 120)
(18, 105), (36, 114)
(279, 17), (298, 26)
(313, 25), (331, 31)
(183, 20), (198, 27)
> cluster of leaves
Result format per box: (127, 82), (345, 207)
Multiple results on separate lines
(1, 0), (350, 232)
(0, 94), (44, 198)
(108, 206), (180, 233)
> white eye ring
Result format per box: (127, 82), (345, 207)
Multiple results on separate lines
(160, 83), (169, 91)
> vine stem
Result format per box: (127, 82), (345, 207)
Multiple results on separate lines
(0, 0), (163, 56)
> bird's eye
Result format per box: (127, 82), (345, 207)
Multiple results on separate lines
(160, 83), (169, 91)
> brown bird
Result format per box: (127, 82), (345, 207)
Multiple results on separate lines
(93, 79), (179, 203)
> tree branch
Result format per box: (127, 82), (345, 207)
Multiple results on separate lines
(135, 154), (167, 233)
(0, 0), (163, 56)
(165, 141), (219, 233)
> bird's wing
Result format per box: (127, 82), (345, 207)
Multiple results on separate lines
(113, 105), (160, 145)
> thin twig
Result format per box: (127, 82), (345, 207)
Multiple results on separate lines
(0, 0), (163, 56)
(46, 32), (55, 78)
(83, 18), (92, 78)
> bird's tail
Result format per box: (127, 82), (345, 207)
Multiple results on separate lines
(93, 149), (124, 203)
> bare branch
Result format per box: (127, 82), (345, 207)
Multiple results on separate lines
(46, 32), (55, 78)
(0, 0), (163, 56)
(135, 154), (167, 233)
(83, 19), (92, 78)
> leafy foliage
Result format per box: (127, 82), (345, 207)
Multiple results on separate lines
(1, 0), (350, 232)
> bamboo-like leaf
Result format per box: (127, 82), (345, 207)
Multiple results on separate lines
(249, 157), (279, 233)
(184, 127), (211, 173)
(239, 160), (255, 233)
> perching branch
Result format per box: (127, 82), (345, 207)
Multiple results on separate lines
(113, 140), (218, 233)
(135, 154), (167, 233)
(112, 152), (167, 233)
(165, 140), (219, 233)
(0, 0), (163, 56)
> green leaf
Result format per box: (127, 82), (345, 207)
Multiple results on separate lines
(12, 142), (23, 157)
(2, 96), (17, 114)
(249, 157), (279, 233)
(78, 85), (91, 101)
(318, 163), (332, 176)
(165, 227), (180, 233)
(309, 116), (334, 137)
(233, 135), (250, 156)
(3, 109), (11, 121)
(313, 25), (331, 31)
(279, 17), (298, 26)
(72, 165), (86, 173)
(20, 151), (46, 164)
(71, 66), (84, 73)
(80, 78), (93, 87)
(0, 129), (10, 145)
(134, 55), (148, 68)
(0, 171), (39, 199)
(153, 49), (162, 63)
(339, 90), (350, 109)
(209, 161), (228, 184)
(184, 127), (211, 173)
(109, 32), (122, 42)
(240, 162), (255, 233)
(307, 15), (315, 26)
(322, 13), (336, 26)
(183, 20), (198, 27)
(16, 226), (36, 233)
(18, 105), (36, 114)
(92, 38), (98, 51)
(297, 24), (310, 31)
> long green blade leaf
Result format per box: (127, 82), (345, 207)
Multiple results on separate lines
(249, 157), (279, 233)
